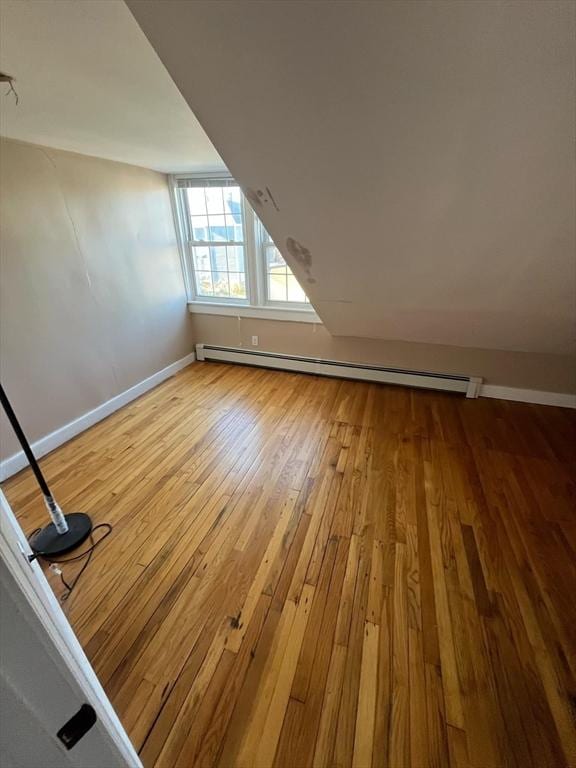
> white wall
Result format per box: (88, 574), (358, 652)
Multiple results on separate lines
(0, 138), (193, 460)
(129, 0), (576, 359)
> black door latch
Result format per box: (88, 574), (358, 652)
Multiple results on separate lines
(57, 704), (97, 750)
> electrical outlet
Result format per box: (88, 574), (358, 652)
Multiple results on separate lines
(251, 335), (259, 346)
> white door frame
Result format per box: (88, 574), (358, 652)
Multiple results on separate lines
(0, 489), (142, 768)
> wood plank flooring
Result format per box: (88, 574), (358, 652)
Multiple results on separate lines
(3, 362), (576, 768)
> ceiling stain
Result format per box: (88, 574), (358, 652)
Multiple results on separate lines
(265, 186), (280, 212)
(244, 185), (280, 212)
(243, 187), (263, 208)
(286, 237), (315, 284)
(286, 237), (312, 269)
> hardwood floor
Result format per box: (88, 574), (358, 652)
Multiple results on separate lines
(3, 362), (576, 768)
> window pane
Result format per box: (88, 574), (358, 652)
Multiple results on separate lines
(225, 214), (243, 241)
(287, 274), (307, 303)
(186, 188), (206, 216)
(224, 186), (242, 211)
(196, 271), (214, 296)
(227, 246), (244, 273)
(229, 272), (247, 299)
(261, 229), (310, 304)
(266, 246), (286, 271)
(189, 185), (244, 245)
(191, 215), (208, 241)
(225, 189), (243, 230)
(268, 272), (287, 301)
(213, 273), (230, 297)
(208, 215), (227, 242)
(209, 246), (228, 273)
(205, 187), (224, 214)
(192, 246), (210, 272)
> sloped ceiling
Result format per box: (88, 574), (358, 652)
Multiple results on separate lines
(134, 3), (573, 353)
(0, 0), (224, 173)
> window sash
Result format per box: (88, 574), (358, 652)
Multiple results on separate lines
(190, 239), (245, 246)
(188, 244), (248, 302)
(256, 221), (310, 307)
(176, 177), (237, 189)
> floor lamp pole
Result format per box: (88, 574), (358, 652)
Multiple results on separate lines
(1, 383), (92, 556)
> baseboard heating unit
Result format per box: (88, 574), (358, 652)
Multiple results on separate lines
(195, 344), (482, 398)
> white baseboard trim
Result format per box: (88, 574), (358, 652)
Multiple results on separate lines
(0, 351), (196, 481)
(480, 384), (576, 408)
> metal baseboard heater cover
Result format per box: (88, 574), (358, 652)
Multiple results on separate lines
(195, 344), (482, 398)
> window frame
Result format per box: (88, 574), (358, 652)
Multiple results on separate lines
(176, 176), (251, 306)
(170, 174), (319, 322)
(254, 218), (311, 310)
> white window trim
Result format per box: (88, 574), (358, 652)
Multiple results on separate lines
(169, 174), (320, 323)
(187, 301), (321, 323)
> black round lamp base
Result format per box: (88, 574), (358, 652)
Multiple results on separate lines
(30, 513), (93, 557)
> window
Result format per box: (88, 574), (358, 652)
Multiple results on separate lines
(260, 225), (310, 305)
(181, 181), (247, 300)
(173, 176), (314, 317)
